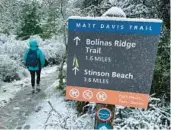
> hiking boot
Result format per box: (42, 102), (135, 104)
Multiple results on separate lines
(32, 89), (36, 94)
(31, 86), (36, 94)
(36, 84), (41, 92)
(36, 88), (41, 92)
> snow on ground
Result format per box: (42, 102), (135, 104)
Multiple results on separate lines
(41, 66), (58, 75)
(0, 66), (57, 109)
(24, 94), (71, 129)
(0, 78), (30, 109)
(24, 80), (94, 130)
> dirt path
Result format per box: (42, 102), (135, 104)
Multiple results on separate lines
(0, 69), (58, 129)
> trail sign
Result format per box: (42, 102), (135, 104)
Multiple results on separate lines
(66, 16), (162, 108)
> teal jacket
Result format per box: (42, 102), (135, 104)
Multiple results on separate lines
(24, 40), (45, 71)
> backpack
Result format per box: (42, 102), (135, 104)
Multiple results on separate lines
(26, 49), (40, 67)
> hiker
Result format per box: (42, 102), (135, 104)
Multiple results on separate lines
(24, 40), (45, 93)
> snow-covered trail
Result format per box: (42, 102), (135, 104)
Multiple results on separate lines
(0, 66), (58, 129)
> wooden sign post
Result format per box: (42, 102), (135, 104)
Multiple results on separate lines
(94, 104), (115, 129)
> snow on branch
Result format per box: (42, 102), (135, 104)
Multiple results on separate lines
(102, 6), (126, 17)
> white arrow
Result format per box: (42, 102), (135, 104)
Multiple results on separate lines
(72, 67), (79, 75)
(74, 36), (80, 46)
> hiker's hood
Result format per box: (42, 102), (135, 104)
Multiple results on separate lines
(29, 40), (38, 50)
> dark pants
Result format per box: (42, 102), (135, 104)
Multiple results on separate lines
(29, 69), (41, 89)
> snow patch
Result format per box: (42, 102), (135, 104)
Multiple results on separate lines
(69, 16), (162, 23)
(24, 79), (94, 129)
(45, 80), (59, 97)
(24, 94), (94, 129)
(102, 7), (126, 17)
(41, 66), (58, 76)
(0, 78), (29, 109)
(24, 94), (75, 129)
(0, 66), (58, 109)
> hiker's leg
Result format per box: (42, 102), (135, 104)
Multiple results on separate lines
(30, 70), (35, 89)
(36, 69), (41, 85)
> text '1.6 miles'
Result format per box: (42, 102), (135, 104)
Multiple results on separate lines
(85, 56), (111, 63)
